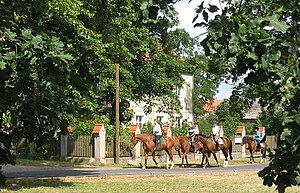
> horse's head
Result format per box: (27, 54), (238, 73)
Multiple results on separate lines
(241, 136), (253, 146)
(194, 133), (207, 144)
(131, 135), (139, 146)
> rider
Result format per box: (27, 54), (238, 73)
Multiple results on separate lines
(152, 119), (162, 151)
(187, 121), (196, 152)
(212, 122), (220, 151)
(254, 126), (262, 149)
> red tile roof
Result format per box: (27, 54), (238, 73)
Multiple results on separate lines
(162, 124), (170, 133)
(128, 124), (138, 134)
(203, 99), (223, 112)
(92, 124), (103, 134)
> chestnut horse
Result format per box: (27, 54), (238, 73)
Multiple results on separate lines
(131, 134), (175, 169)
(172, 136), (213, 168)
(194, 134), (233, 167)
(241, 135), (267, 163)
(172, 136), (192, 167)
(194, 141), (219, 168)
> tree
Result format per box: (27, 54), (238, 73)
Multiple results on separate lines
(0, 0), (199, 184)
(191, 0), (300, 192)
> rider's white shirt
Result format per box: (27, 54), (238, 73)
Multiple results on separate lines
(212, 125), (220, 135)
(153, 123), (162, 135)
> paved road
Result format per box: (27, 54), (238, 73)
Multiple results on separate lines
(2, 163), (268, 179)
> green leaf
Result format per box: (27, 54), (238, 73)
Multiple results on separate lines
(295, 114), (300, 125)
(228, 33), (239, 54)
(30, 57), (38, 65)
(246, 52), (258, 60)
(140, 2), (147, 10)
(58, 53), (73, 63)
(263, 176), (274, 187)
(208, 4), (219, 13)
(202, 10), (208, 22)
(269, 50), (281, 61)
(142, 9), (149, 17)
(280, 128), (291, 141)
(265, 14), (289, 33)
(258, 167), (270, 177)
(0, 61), (6, 70)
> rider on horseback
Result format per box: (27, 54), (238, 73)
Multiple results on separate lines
(153, 119), (162, 151)
(187, 121), (196, 152)
(212, 122), (220, 151)
(254, 126), (262, 149)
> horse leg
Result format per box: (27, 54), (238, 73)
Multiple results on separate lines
(250, 154), (254, 164)
(204, 153), (210, 168)
(185, 152), (189, 166)
(261, 149), (266, 163)
(212, 152), (219, 166)
(151, 151), (160, 168)
(166, 148), (174, 169)
(222, 149), (229, 167)
(181, 151), (186, 167)
(200, 153), (205, 167)
(142, 152), (148, 169)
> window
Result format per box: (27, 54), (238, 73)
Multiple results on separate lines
(173, 86), (180, 96)
(174, 117), (181, 128)
(135, 115), (143, 128)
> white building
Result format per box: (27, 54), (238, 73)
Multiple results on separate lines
(129, 74), (194, 128)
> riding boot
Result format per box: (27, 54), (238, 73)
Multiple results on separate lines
(216, 141), (220, 151)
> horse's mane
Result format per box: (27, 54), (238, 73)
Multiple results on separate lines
(245, 135), (255, 140)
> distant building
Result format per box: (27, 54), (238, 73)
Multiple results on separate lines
(203, 99), (223, 112)
(243, 99), (262, 122)
(129, 74), (193, 128)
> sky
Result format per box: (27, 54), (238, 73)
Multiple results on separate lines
(174, 0), (233, 100)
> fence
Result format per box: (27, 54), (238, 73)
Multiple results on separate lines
(67, 135), (92, 157)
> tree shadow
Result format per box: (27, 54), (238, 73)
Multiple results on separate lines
(3, 178), (74, 191)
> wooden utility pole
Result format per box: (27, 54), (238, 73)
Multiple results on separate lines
(115, 63), (120, 164)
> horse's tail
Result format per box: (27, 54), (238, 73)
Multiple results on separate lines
(229, 138), (233, 160)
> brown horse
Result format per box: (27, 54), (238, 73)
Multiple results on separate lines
(240, 135), (267, 163)
(194, 141), (219, 168)
(172, 136), (192, 167)
(194, 134), (233, 167)
(131, 134), (175, 169)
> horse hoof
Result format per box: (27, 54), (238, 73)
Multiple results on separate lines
(142, 166), (146, 170)
(157, 164), (161, 168)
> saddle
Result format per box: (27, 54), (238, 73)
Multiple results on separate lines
(218, 138), (224, 145)
(157, 137), (164, 145)
(211, 136), (224, 145)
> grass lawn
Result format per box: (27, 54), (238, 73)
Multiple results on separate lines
(2, 157), (298, 192)
(2, 172), (300, 193)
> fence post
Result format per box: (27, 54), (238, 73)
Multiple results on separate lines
(60, 135), (68, 160)
(92, 124), (106, 164)
(128, 124), (141, 165)
(235, 126), (246, 158)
